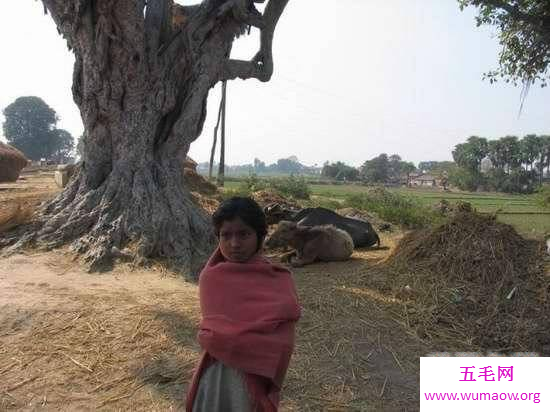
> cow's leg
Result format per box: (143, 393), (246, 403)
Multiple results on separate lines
(280, 250), (296, 263)
(291, 242), (318, 267)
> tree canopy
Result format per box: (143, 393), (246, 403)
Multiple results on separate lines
(2, 96), (74, 162)
(360, 154), (416, 184)
(459, 0), (550, 86)
(321, 161), (360, 181)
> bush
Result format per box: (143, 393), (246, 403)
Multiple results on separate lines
(238, 174), (269, 193)
(269, 175), (311, 200)
(220, 187), (252, 200)
(448, 168), (485, 191)
(343, 188), (442, 228)
(534, 185), (550, 209)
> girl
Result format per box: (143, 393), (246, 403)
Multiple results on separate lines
(186, 197), (301, 412)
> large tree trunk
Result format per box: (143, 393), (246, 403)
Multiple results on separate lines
(1, 0), (289, 278)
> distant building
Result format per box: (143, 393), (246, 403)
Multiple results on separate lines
(409, 173), (437, 187)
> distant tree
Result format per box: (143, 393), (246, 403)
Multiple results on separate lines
(449, 167), (484, 192)
(2, 96), (60, 161)
(459, 0), (550, 87)
(418, 161), (455, 176)
(276, 158), (303, 174)
(499, 135), (522, 173)
(400, 162), (417, 184)
(488, 139), (507, 170)
(452, 136), (489, 173)
(322, 161), (359, 181)
(521, 134), (542, 171)
(321, 162), (338, 179)
(49, 129), (75, 164)
(253, 157), (266, 173)
(360, 153), (390, 183)
(388, 154), (402, 182)
(418, 161), (436, 172)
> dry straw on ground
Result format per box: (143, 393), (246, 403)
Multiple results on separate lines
(0, 203), (35, 233)
(386, 209), (549, 352)
(0, 273), (201, 411)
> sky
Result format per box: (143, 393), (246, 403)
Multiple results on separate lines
(0, 0), (549, 168)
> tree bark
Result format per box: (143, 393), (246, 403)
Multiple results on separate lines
(1, 0), (290, 278)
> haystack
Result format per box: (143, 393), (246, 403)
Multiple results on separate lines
(0, 142), (28, 183)
(251, 189), (300, 209)
(387, 210), (549, 352)
(183, 169), (217, 196)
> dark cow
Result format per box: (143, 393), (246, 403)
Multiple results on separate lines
(263, 203), (300, 225)
(289, 207), (380, 248)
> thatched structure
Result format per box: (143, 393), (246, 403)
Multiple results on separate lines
(0, 142), (28, 183)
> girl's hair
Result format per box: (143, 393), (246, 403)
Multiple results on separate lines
(212, 197), (268, 250)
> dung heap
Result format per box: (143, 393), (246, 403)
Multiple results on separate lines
(387, 210), (549, 352)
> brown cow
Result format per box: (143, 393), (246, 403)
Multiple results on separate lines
(264, 221), (354, 267)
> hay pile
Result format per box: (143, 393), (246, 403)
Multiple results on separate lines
(183, 169), (217, 196)
(0, 142), (28, 183)
(252, 189), (300, 209)
(387, 210), (549, 352)
(189, 191), (220, 215)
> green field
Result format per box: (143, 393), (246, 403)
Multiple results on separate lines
(222, 181), (550, 238)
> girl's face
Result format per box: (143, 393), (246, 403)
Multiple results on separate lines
(218, 217), (259, 263)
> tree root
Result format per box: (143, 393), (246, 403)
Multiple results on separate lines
(0, 165), (216, 280)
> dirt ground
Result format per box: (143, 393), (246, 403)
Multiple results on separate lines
(0, 171), (430, 411)
(0, 169), (60, 209)
(0, 246), (428, 412)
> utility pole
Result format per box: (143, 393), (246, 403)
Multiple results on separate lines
(217, 81), (227, 187)
(208, 83), (224, 181)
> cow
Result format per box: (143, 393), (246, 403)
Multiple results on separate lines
(288, 207), (380, 248)
(264, 221), (354, 267)
(263, 202), (299, 225)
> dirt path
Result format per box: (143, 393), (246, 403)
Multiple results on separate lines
(0, 236), (428, 411)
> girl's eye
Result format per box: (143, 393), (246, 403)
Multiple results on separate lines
(220, 231), (253, 239)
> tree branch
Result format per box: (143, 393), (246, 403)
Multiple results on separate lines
(216, 0), (265, 29)
(471, 0), (547, 26)
(220, 0), (289, 82)
(41, 0), (93, 48)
